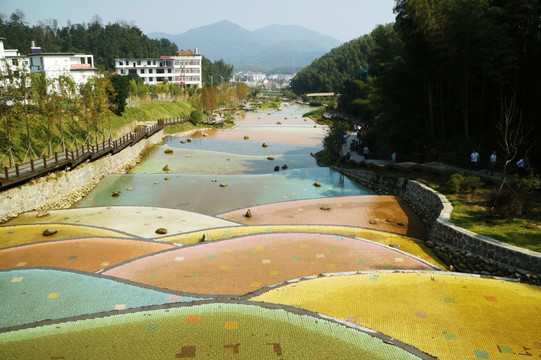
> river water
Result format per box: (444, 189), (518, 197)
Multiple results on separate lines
(75, 104), (374, 215)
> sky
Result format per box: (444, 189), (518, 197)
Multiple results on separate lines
(0, 0), (397, 42)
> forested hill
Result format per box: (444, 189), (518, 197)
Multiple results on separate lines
(0, 11), (178, 71)
(289, 34), (374, 94)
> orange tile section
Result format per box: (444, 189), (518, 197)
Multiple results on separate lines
(218, 195), (427, 239)
(0, 238), (176, 272)
(103, 233), (435, 295)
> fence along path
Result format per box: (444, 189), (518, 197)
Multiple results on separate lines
(0, 117), (188, 190)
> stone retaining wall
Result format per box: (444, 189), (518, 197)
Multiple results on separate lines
(340, 168), (541, 284)
(0, 130), (164, 222)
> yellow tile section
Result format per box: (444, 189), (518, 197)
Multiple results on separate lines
(160, 225), (445, 268)
(251, 272), (541, 360)
(0, 224), (133, 249)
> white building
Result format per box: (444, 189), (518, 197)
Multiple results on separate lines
(114, 49), (202, 88)
(0, 37), (30, 76)
(27, 42), (97, 86)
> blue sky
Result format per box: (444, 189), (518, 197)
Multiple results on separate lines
(0, 0), (397, 42)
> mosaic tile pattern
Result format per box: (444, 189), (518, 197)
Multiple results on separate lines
(0, 303), (424, 360)
(0, 268), (205, 329)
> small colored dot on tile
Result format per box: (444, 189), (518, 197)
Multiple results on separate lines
(146, 323), (160, 331)
(394, 257), (404, 262)
(224, 321), (238, 330)
(220, 265), (230, 271)
(6, 231), (14, 235)
(415, 311), (427, 318)
(192, 272), (201, 277)
(79, 243), (88, 248)
(255, 246), (264, 251)
(47, 293), (60, 299)
(294, 256), (302, 261)
(358, 261), (367, 266)
(247, 252), (255, 257)
(346, 316), (358, 324)
(207, 254), (216, 259)
(444, 297), (456, 304)
(186, 315), (200, 323)
(224, 249), (233, 253)
(330, 248), (338, 252)
(174, 257), (184, 262)
(383, 265), (392, 269)
(300, 244), (308, 248)
(369, 275), (379, 281)
(326, 264), (336, 269)
(149, 274), (158, 279)
(115, 304), (126, 310)
(497, 345), (513, 354)
(140, 246), (149, 250)
(485, 296), (497, 302)
(100, 262), (110, 267)
(334, 236), (342, 240)
(316, 254), (325, 258)
(269, 270), (279, 276)
(16, 262), (27, 267)
(169, 295), (180, 302)
(251, 282), (261, 287)
(224, 230), (232, 234)
(443, 332), (457, 341)
(11, 277), (23, 283)
(262, 259), (271, 264)
(176, 345), (196, 358)
(68, 255), (77, 260)
(474, 350), (489, 359)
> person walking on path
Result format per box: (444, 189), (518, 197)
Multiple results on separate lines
(487, 151), (497, 176)
(470, 150), (480, 170)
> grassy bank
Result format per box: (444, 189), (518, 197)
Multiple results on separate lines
(319, 146), (541, 252)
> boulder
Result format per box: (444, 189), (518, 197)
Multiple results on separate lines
(200, 233), (211, 242)
(112, 191), (121, 197)
(155, 228), (167, 235)
(220, 183), (227, 187)
(313, 181), (322, 187)
(164, 149), (174, 154)
(180, 140), (187, 144)
(164, 177), (171, 181)
(281, 164), (288, 169)
(245, 209), (252, 218)
(244, 136), (250, 140)
(267, 156), (275, 161)
(320, 206), (331, 211)
(42, 228), (57, 236)
(262, 143), (268, 148)
(36, 210), (50, 218)
(187, 138), (192, 142)
(274, 166), (280, 171)
(163, 165), (170, 171)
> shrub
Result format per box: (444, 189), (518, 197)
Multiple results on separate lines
(512, 173), (541, 193)
(446, 173), (464, 193)
(461, 175), (483, 193)
(189, 110), (203, 125)
(489, 188), (523, 219)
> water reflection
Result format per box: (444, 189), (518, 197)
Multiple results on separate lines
(76, 168), (374, 215)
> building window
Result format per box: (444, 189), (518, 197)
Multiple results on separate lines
(137, 60), (141, 65)
(129, 69), (136, 74)
(157, 69), (165, 74)
(149, 77), (153, 81)
(149, 69), (153, 74)
(119, 61), (123, 66)
(140, 69), (144, 74)
(168, 69), (172, 73)
(157, 77), (164, 82)
(12, 59), (18, 66)
(147, 60), (151, 65)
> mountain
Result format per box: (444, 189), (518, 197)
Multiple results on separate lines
(148, 20), (342, 73)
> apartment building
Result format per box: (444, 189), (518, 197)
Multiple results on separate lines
(0, 37), (30, 76)
(114, 49), (202, 88)
(27, 42), (97, 86)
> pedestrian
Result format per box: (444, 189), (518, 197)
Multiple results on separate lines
(487, 151), (496, 176)
(363, 145), (369, 159)
(346, 152), (351, 162)
(470, 150), (480, 170)
(391, 151), (397, 163)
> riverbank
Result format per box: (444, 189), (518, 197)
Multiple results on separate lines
(0, 128), (209, 223)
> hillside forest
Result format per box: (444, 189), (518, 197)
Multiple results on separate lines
(291, 0), (541, 171)
(0, 11), (233, 84)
